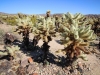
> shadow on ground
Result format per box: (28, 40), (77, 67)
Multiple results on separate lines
(0, 39), (73, 68)
(14, 40), (70, 68)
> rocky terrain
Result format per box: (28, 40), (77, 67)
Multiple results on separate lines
(0, 24), (100, 75)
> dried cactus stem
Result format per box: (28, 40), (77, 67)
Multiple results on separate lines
(23, 37), (29, 49)
(55, 16), (60, 32)
(65, 42), (90, 65)
(46, 10), (50, 17)
(42, 41), (50, 66)
(76, 46), (90, 54)
(99, 40), (100, 49)
(64, 45), (87, 66)
(22, 28), (29, 49)
(9, 55), (14, 61)
(32, 35), (41, 50)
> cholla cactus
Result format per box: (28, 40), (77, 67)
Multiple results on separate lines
(85, 16), (100, 32)
(60, 12), (88, 29)
(33, 14), (56, 66)
(6, 45), (20, 57)
(0, 51), (8, 56)
(0, 45), (20, 60)
(17, 13), (27, 19)
(56, 12), (97, 62)
(46, 10), (51, 17)
(15, 15), (34, 48)
(29, 15), (37, 25)
(33, 15), (56, 42)
(15, 16), (33, 34)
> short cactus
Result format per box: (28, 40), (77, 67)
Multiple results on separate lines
(0, 45), (20, 60)
(6, 45), (20, 57)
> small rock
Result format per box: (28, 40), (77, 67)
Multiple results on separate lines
(7, 71), (15, 75)
(87, 67), (91, 71)
(68, 71), (70, 75)
(32, 73), (38, 75)
(74, 69), (78, 75)
(0, 72), (6, 75)
(53, 68), (57, 71)
(66, 66), (71, 70)
(27, 64), (36, 73)
(21, 59), (29, 67)
(12, 67), (16, 71)
(13, 60), (19, 66)
(83, 63), (87, 69)
(16, 66), (26, 75)
(77, 61), (83, 69)
(28, 57), (34, 64)
(0, 61), (12, 73)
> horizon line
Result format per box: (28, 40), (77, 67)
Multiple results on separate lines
(0, 11), (100, 15)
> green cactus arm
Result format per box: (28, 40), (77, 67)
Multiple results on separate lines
(74, 31), (79, 40)
(0, 52), (8, 55)
(6, 45), (20, 56)
(11, 45), (20, 51)
(67, 12), (74, 19)
(62, 14), (66, 19)
(6, 47), (14, 56)
(62, 25), (70, 32)
(73, 13), (80, 19)
(61, 32), (69, 38)
(78, 51), (88, 61)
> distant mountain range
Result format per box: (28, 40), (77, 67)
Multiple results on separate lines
(0, 12), (100, 17)
(0, 12), (63, 16)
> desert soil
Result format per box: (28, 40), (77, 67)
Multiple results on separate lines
(0, 24), (100, 75)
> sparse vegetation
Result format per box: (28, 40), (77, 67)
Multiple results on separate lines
(0, 15), (17, 25)
(0, 11), (100, 75)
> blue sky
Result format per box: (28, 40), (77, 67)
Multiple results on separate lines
(0, 0), (100, 14)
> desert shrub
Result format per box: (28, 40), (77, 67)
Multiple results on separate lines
(4, 16), (17, 26)
(6, 19), (17, 26)
(0, 15), (17, 26)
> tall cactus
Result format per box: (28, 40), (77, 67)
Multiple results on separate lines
(32, 11), (56, 65)
(56, 12), (97, 64)
(54, 15), (61, 32)
(15, 15), (34, 48)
